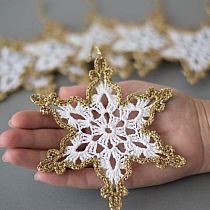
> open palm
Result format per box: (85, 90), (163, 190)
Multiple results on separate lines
(0, 80), (209, 189)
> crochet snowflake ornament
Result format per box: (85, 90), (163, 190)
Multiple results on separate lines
(66, 19), (116, 62)
(24, 38), (76, 73)
(31, 48), (186, 210)
(0, 46), (31, 100)
(161, 24), (210, 84)
(23, 74), (56, 94)
(112, 12), (169, 77)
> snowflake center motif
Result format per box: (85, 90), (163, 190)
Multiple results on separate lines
(31, 47), (186, 210)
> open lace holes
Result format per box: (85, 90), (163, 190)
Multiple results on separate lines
(108, 140), (113, 149)
(116, 120), (124, 127)
(110, 155), (116, 169)
(76, 143), (88, 152)
(139, 153), (145, 158)
(113, 109), (120, 117)
(61, 118), (68, 124)
(101, 94), (109, 108)
(105, 127), (112, 133)
(133, 142), (147, 149)
(70, 113), (85, 120)
(96, 144), (104, 153)
(128, 111), (139, 120)
(71, 101), (78, 108)
(91, 121), (98, 126)
(104, 112), (110, 123)
(81, 127), (91, 135)
(120, 169), (126, 175)
(149, 138), (155, 143)
(92, 109), (101, 119)
(117, 143), (126, 153)
(75, 158), (81, 164)
(125, 128), (135, 135)
(93, 135), (102, 141)
(148, 99), (155, 106)
(118, 135), (127, 141)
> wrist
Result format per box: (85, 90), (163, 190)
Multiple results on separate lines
(194, 99), (210, 173)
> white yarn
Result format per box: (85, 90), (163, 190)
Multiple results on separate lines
(65, 64), (85, 76)
(113, 22), (168, 53)
(24, 39), (76, 72)
(55, 81), (160, 184)
(26, 76), (49, 88)
(66, 22), (116, 61)
(106, 53), (128, 68)
(161, 26), (210, 72)
(0, 47), (31, 92)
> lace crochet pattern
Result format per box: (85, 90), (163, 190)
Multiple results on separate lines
(0, 45), (31, 100)
(31, 48), (186, 210)
(161, 23), (210, 84)
(23, 74), (55, 94)
(112, 11), (169, 77)
(66, 18), (116, 62)
(24, 38), (76, 73)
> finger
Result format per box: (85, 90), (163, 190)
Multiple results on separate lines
(10, 111), (60, 129)
(0, 129), (66, 149)
(34, 168), (103, 189)
(34, 163), (188, 190)
(2, 149), (47, 170)
(9, 85), (87, 129)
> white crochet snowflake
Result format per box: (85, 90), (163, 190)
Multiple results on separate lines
(56, 81), (160, 184)
(64, 64), (86, 76)
(66, 22), (116, 62)
(106, 53), (129, 69)
(24, 75), (55, 94)
(26, 75), (51, 89)
(0, 47), (31, 93)
(113, 22), (168, 54)
(161, 26), (210, 72)
(24, 39), (76, 72)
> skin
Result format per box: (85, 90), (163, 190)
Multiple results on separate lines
(0, 80), (210, 189)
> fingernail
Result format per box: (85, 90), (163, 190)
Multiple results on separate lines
(34, 173), (41, 181)
(2, 154), (8, 162)
(8, 120), (14, 128)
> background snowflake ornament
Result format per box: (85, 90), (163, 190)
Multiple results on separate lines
(106, 52), (133, 79)
(31, 48), (186, 210)
(133, 50), (162, 77)
(65, 17), (117, 62)
(0, 40), (32, 101)
(59, 62), (89, 84)
(23, 74), (56, 94)
(24, 38), (76, 73)
(112, 10), (169, 78)
(161, 23), (210, 84)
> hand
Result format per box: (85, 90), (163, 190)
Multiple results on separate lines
(0, 80), (210, 189)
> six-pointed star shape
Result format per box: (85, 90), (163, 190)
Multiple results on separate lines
(31, 50), (186, 210)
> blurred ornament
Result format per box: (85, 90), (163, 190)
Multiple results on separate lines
(0, 39), (32, 100)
